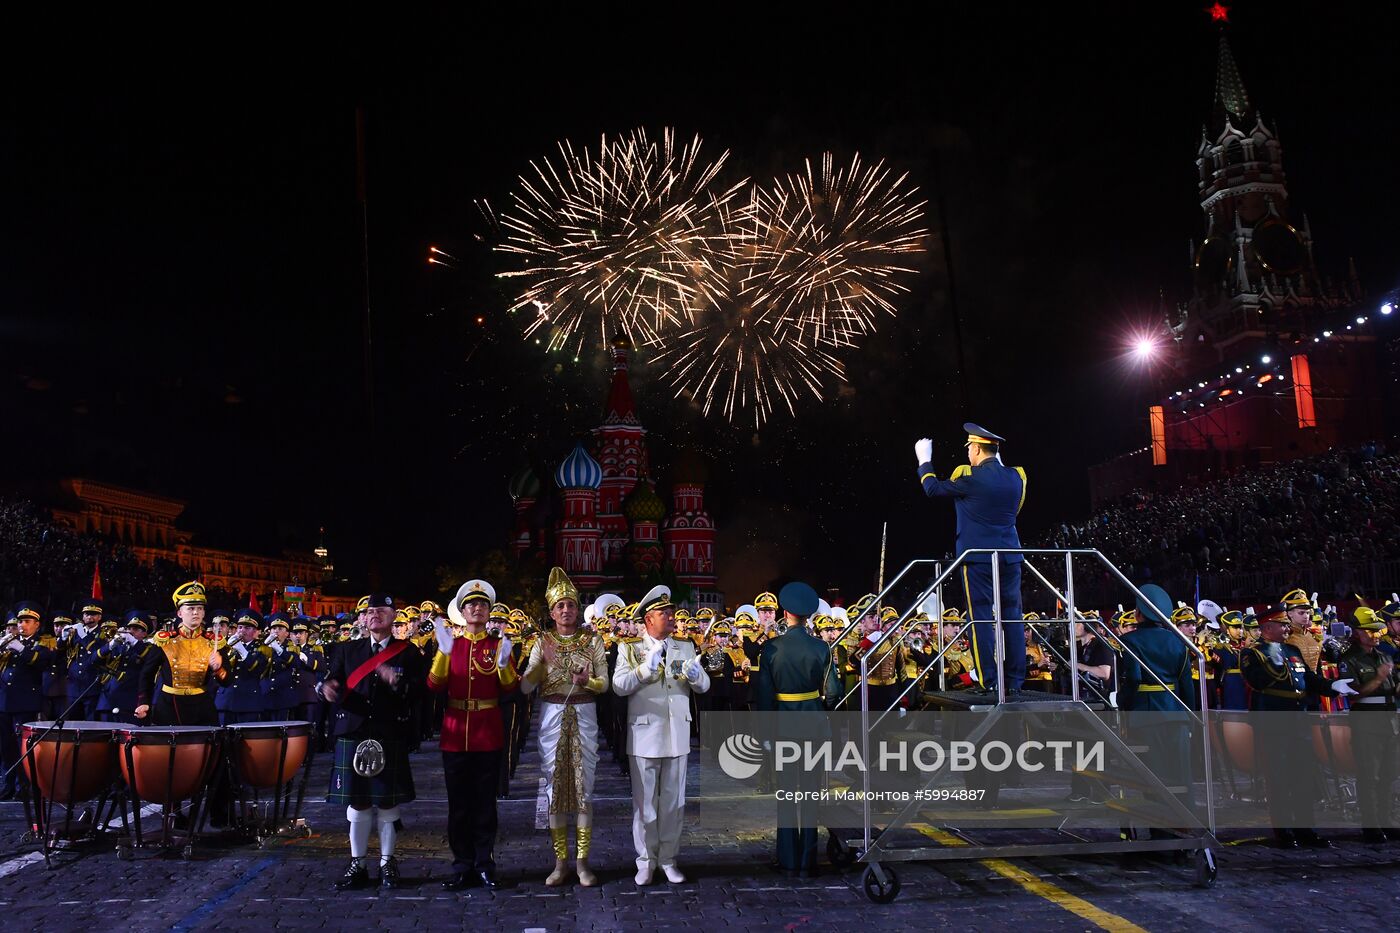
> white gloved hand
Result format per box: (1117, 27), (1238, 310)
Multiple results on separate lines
(1331, 678), (1358, 696)
(264, 632), (276, 645)
(121, 632), (137, 646)
(4, 638), (23, 652)
(297, 651), (308, 664)
(271, 642), (284, 655)
(915, 438), (933, 464)
(682, 657), (703, 683)
(497, 636), (513, 669)
(75, 623), (89, 640)
(433, 617), (454, 655)
(233, 642), (250, 660)
(642, 640), (666, 678)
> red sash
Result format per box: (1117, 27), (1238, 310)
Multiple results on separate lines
(346, 640), (409, 691)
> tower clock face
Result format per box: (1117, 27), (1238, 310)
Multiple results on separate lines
(1194, 235), (1231, 286)
(1251, 218), (1305, 275)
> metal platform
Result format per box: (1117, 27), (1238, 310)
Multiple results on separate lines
(828, 548), (1219, 903)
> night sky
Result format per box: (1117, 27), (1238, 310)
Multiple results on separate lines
(3, 4), (1397, 602)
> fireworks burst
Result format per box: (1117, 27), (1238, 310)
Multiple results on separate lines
(488, 128), (744, 355)
(654, 193), (847, 429)
(486, 133), (927, 428)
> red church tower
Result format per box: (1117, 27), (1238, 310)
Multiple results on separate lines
(661, 459), (721, 613)
(553, 444), (604, 594)
(591, 339), (650, 588)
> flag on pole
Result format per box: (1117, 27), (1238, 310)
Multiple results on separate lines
(271, 592), (282, 614)
(91, 561), (103, 601)
(249, 591), (262, 613)
(309, 594), (320, 617)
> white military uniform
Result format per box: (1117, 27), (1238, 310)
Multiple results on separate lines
(612, 632), (710, 873)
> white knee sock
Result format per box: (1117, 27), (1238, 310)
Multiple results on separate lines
(376, 806), (400, 863)
(346, 806), (372, 858)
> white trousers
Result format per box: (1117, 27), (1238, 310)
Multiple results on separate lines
(630, 753), (687, 870)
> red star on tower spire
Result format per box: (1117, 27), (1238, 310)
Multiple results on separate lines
(1206, 2), (1230, 23)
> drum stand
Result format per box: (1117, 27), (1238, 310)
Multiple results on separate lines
(14, 726), (121, 868)
(116, 731), (222, 860)
(227, 729), (317, 846)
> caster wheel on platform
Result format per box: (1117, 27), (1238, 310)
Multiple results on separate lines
(862, 864), (900, 904)
(1193, 848), (1217, 888)
(827, 833), (857, 868)
(181, 844), (194, 861)
(116, 845), (133, 860)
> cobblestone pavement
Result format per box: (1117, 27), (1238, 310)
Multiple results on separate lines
(3, 709), (1400, 933)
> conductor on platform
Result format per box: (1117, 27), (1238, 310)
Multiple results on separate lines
(915, 423), (1027, 692)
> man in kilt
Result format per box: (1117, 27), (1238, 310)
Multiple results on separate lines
(320, 593), (425, 891)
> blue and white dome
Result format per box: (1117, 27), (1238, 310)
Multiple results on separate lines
(555, 443), (603, 490)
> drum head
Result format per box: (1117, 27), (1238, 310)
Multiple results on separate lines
(23, 720), (112, 732)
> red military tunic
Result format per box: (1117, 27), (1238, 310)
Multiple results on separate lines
(428, 628), (519, 753)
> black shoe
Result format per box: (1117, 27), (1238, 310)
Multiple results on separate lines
(1362, 829), (1387, 844)
(1273, 830), (1299, 849)
(335, 858), (370, 891)
(442, 872), (477, 891)
(1299, 832), (1333, 849)
(380, 856), (401, 889)
(478, 870), (498, 890)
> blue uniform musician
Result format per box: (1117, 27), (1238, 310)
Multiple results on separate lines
(262, 615), (296, 720)
(217, 610), (271, 725)
(63, 598), (107, 720)
(0, 603), (56, 800)
(915, 423), (1028, 691)
(288, 619), (325, 724)
(96, 610), (162, 723)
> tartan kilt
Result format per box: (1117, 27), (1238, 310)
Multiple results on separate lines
(327, 736), (416, 808)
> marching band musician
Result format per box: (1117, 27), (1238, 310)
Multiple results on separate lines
(1022, 613), (1056, 690)
(1215, 610), (1250, 710)
(0, 602), (55, 800)
(915, 423), (1028, 692)
(321, 593), (426, 891)
(142, 582), (222, 727)
(612, 585), (709, 886)
(288, 618), (325, 725)
(1242, 604), (1355, 848)
(263, 615), (296, 721)
(42, 609), (71, 720)
(430, 579), (518, 891)
(1338, 607), (1400, 843)
(61, 597), (106, 721)
(521, 567), (609, 888)
(95, 610), (161, 723)
(217, 610), (271, 725)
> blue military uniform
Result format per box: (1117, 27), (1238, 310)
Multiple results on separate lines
(96, 611), (162, 723)
(917, 423), (1027, 690)
(287, 620), (325, 723)
(217, 611), (271, 725)
(262, 615), (297, 720)
(755, 582), (841, 876)
(64, 631), (104, 721)
(1, 603), (56, 798)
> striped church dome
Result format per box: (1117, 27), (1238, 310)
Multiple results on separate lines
(554, 443), (603, 490)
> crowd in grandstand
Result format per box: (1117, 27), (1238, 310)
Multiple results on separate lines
(1047, 442), (1400, 595)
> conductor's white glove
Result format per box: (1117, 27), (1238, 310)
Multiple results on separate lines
(1331, 678), (1358, 696)
(433, 617), (454, 655)
(642, 640), (666, 678)
(682, 657), (703, 684)
(497, 636), (513, 669)
(915, 438), (934, 464)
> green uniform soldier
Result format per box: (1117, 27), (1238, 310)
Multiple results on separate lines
(1337, 607), (1399, 843)
(755, 581), (842, 877)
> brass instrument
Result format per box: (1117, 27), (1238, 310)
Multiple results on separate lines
(0, 633), (36, 674)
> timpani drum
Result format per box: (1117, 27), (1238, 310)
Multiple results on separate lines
(21, 720), (117, 806)
(116, 725), (222, 805)
(1310, 715), (1356, 774)
(225, 721), (311, 788)
(1216, 713), (1256, 774)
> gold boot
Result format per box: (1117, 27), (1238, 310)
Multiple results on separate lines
(575, 825), (597, 887)
(545, 826), (570, 886)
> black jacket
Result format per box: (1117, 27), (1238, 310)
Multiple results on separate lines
(327, 637), (424, 740)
